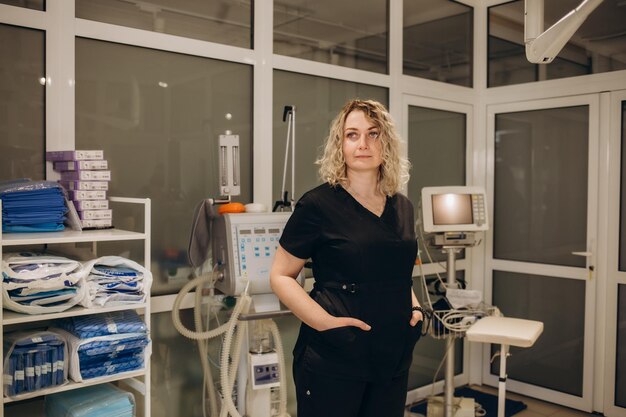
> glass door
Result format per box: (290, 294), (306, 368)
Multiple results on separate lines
(402, 95), (475, 401)
(485, 95), (600, 411)
(604, 90), (626, 417)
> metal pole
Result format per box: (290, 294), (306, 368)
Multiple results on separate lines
(444, 248), (458, 417)
(498, 345), (509, 417)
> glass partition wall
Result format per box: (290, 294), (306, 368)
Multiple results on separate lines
(0, 24), (45, 181)
(75, 38), (253, 295)
(1, 0), (625, 415)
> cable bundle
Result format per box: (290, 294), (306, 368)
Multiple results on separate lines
(0, 180), (67, 232)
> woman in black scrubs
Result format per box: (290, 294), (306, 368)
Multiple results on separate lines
(270, 99), (425, 417)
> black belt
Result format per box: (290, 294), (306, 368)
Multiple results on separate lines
(314, 279), (412, 294)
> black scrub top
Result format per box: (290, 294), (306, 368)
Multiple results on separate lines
(279, 182), (420, 381)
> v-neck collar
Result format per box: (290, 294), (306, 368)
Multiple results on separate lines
(338, 184), (389, 219)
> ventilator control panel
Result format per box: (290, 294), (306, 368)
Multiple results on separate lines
(213, 212), (303, 296)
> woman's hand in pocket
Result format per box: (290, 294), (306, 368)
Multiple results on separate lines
(318, 315), (371, 332)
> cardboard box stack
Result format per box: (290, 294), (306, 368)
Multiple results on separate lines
(46, 150), (112, 230)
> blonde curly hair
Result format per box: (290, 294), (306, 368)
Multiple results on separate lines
(316, 99), (410, 196)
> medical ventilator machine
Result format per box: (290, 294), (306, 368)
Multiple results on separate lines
(172, 122), (302, 417)
(418, 186), (543, 417)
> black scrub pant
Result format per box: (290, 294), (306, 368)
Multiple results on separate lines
(293, 363), (409, 417)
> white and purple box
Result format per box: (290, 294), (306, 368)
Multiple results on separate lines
(68, 190), (107, 201)
(53, 160), (108, 171)
(81, 218), (113, 229)
(59, 181), (109, 191)
(73, 200), (109, 211)
(60, 170), (111, 181)
(78, 209), (112, 220)
(46, 150), (104, 161)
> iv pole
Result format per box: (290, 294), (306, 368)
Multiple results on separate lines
(443, 247), (462, 417)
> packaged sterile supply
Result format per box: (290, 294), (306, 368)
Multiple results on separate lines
(78, 209), (112, 220)
(45, 383), (135, 417)
(60, 181), (109, 191)
(81, 218), (113, 230)
(60, 170), (111, 181)
(2, 252), (88, 314)
(53, 160), (108, 171)
(3, 331), (68, 397)
(68, 190), (107, 201)
(73, 200), (109, 211)
(0, 180), (67, 233)
(80, 256), (152, 308)
(53, 310), (150, 382)
(46, 150), (104, 161)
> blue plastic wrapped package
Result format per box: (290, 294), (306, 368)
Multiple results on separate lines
(53, 311), (149, 382)
(51, 327), (149, 383)
(2, 252), (87, 315)
(0, 180), (68, 232)
(81, 257), (152, 308)
(45, 383), (135, 417)
(3, 331), (68, 397)
(56, 310), (147, 339)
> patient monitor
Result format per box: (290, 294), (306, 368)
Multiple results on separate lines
(421, 186), (488, 234)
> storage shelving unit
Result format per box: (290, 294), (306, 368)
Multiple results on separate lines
(0, 196), (151, 417)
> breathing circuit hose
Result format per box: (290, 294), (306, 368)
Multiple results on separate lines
(172, 273), (251, 416)
(219, 294), (251, 417)
(173, 275), (291, 417)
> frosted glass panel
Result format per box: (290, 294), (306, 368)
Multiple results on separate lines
(403, 1), (473, 87)
(617, 284), (626, 407)
(619, 101), (626, 271)
(0, 24), (45, 181)
(407, 106), (466, 263)
(494, 106), (588, 267)
(272, 70), (388, 203)
(493, 271), (585, 396)
(273, 0), (388, 74)
(76, 38), (252, 295)
(76, 0), (252, 49)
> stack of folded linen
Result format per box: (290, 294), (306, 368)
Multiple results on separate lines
(0, 180), (67, 233)
(2, 252), (86, 314)
(45, 383), (135, 417)
(80, 256), (152, 308)
(3, 331), (67, 397)
(52, 310), (150, 382)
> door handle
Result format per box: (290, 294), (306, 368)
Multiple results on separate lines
(572, 251), (594, 280)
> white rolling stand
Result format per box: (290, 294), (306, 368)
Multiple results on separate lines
(465, 316), (544, 417)
(0, 197), (152, 417)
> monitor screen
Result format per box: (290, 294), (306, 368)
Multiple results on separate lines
(432, 193), (473, 225)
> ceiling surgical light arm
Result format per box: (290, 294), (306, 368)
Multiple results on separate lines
(524, 0), (603, 64)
